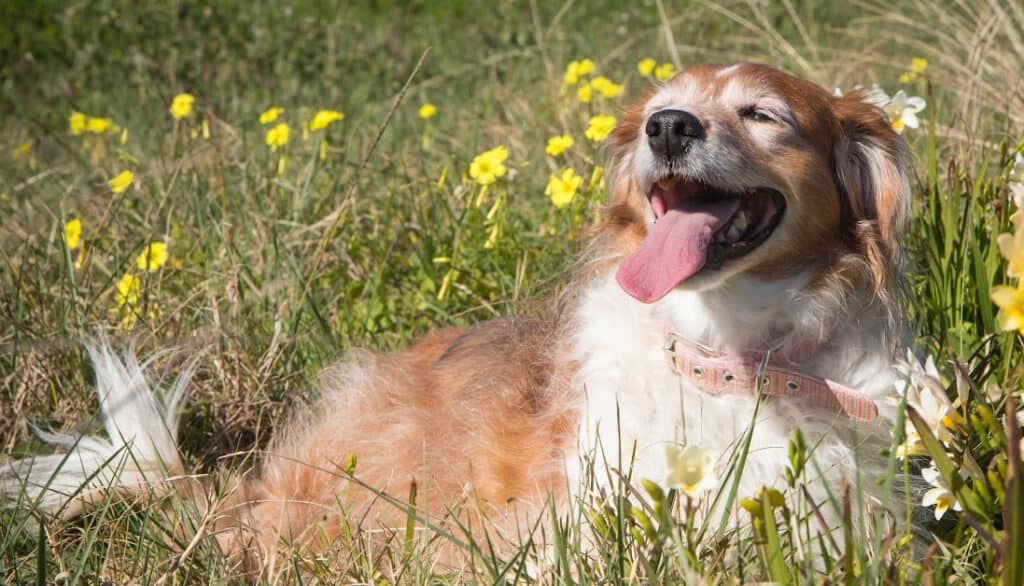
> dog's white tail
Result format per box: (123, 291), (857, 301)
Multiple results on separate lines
(1, 342), (196, 518)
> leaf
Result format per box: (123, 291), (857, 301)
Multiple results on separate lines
(1002, 396), (1024, 586)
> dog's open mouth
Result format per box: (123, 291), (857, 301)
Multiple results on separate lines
(616, 177), (786, 303)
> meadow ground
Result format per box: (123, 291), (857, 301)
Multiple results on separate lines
(1, 0), (1023, 583)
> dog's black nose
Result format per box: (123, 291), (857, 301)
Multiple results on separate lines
(645, 109), (705, 159)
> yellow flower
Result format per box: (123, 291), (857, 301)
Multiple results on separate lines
(992, 280), (1024, 334)
(545, 135), (574, 157)
(109, 170), (134, 195)
(911, 57), (928, 74)
(997, 228), (1024, 278)
(584, 114), (617, 142)
(546, 168), (583, 208)
(418, 103), (437, 119)
(265, 123), (290, 151)
(259, 107), (284, 124)
(70, 112), (87, 135)
(64, 219), (82, 250)
(637, 58), (656, 76)
(85, 117), (114, 134)
(169, 93), (195, 120)
(577, 83), (593, 103)
(136, 242), (169, 272)
(12, 141), (31, 159)
(115, 273), (140, 307)
(590, 76), (623, 98)
(469, 145), (509, 186)
(654, 62), (676, 82)
(310, 110), (345, 131)
(664, 445), (717, 497)
(563, 59), (595, 85)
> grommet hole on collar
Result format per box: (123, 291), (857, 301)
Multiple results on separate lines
(693, 366), (705, 378)
(723, 372), (735, 382)
(786, 379), (800, 391)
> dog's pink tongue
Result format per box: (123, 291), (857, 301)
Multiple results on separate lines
(616, 197), (741, 303)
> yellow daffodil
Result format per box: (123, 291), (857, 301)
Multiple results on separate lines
(998, 228), (1024, 278)
(590, 76), (623, 98)
(310, 110), (345, 131)
(577, 83), (593, 103)
(418, 103), (437, 119)
(169, 93), (195, 120)
(109, 170), (134, 195)
(469, 145), (509, 186)
(545, 135), (574, 157)
(64, 219), (82, 250)
(136, 242), (169, 272)
(265, 123), (290, 151)
(654, 62), (676, 82)
(992, 280), (1024, 335)
(70, 112), (87, 135)
(584, 114), (617, 142)
(921, 465), (961, 520)
(563, 59), (595, 86)
(85, 117), (114, 134)
(115, 273), (140, 307)
(637, 58), (656, 76)
(546, 168), (583, 208)
(259, 107), (284, 124)
(664, 445), (717, 497)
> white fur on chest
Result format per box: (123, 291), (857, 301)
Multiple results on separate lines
(565, 274), (899, 506)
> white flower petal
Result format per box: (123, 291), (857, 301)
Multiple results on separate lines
(922, 465), (942, 488)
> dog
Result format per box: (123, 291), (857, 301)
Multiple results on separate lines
(2, 62), (910, 572)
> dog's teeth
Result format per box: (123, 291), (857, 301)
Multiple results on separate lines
(732, 210), (750, 233)
(725, 223), (743, 241)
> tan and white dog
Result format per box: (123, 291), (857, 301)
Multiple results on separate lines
(2, 63), (910, 569)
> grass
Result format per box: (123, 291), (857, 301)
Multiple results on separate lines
(1, 0), (1023, 583)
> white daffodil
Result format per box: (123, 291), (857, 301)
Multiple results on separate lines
(859, 86), (926, 134)
(883, 90), (926, 134)
(893, 352), (957, 457)
(1011, 183), (1024, 230)
(921, 465), (962, 520)
(1010, 152), (1024, 229)
(665, 445), (718, 497)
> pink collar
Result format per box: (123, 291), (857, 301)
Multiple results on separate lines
(663, 332), (879, 422)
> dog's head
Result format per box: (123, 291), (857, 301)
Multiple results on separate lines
(604, 63), (909, 304)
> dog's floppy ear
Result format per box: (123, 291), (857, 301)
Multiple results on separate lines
(833, 92), (911, 292)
